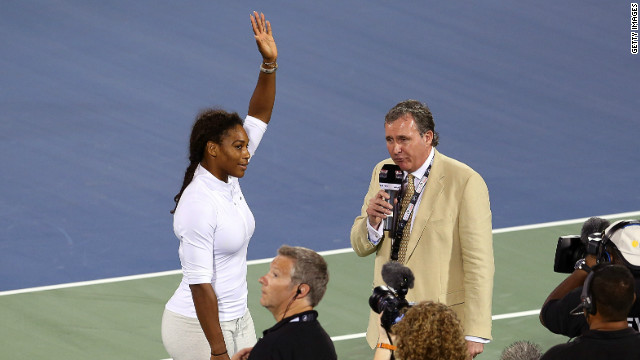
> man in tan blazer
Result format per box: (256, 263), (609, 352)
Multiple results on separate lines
(351, 99), (494, 358)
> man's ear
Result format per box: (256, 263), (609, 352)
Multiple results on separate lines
(422, 130), (434, 146)
(206, 141), (217, 157)
(296, 283), (311, 298)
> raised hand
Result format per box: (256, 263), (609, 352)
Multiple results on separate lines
(250, 11), (277, 63)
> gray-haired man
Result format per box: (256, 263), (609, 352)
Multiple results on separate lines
(233, 245), (337, 360)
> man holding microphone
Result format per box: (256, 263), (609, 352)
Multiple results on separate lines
(351, 99), (494, 358)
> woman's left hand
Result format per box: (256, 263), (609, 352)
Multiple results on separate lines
(250, 11), (277, 63)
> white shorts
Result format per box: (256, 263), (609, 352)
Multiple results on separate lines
(161, 308), (257, 359)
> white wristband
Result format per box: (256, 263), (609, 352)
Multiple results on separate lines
(260, 62), (278, 74)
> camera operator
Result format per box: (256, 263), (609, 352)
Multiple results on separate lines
(373, 301), (468, 360)
(540, 219), (640, 337)
(540, 264), (640, 359)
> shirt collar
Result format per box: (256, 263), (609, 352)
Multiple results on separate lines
(407, 147), (435, 179)
(194, 164), (237, 192)
(263, 310), (318, 335)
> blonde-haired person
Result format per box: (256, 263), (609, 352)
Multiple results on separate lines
(374, 301), (470, 360)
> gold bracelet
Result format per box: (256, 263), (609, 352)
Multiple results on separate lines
(376, 343), (397, 351)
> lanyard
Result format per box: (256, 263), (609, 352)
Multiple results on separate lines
(390, 161), (433, 261)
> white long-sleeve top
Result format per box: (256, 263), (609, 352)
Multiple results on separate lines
(165, 115), (267, 320)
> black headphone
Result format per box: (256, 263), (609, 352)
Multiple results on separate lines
(580, 270), (597, 315)
(281, 285), (305, 322)
(580, 263), (619, 316)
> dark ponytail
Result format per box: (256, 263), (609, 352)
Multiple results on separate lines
(171, 108), (244, 213)
(171, 162), (199, 214)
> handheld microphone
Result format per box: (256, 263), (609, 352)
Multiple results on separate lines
(379, 164), (403, 231)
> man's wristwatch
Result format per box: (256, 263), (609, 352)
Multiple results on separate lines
(574, 258), (592, 273)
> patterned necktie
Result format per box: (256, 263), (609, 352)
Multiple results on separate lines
(397, 174), (415, 263)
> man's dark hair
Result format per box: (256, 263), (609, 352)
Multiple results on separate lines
(384, 99), (440, 146)
(591, 264), (635, 321)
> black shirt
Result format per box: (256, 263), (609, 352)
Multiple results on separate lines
(540, 328), (640, 360)
(248, 310), (337, 360)
(540, 278), (640, 337)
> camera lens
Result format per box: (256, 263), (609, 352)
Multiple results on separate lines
(369, 286), (398, 314)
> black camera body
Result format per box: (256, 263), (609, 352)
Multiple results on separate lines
(369, 285), (411, 332)
(368, 262), (415, 332)
(554, 233), (605, 273)
(554, 235), (584, 273)
(554, 217), (614, 273)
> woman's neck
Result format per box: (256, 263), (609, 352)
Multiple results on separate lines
(200, 160), (229, 183)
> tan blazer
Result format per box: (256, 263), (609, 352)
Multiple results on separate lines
(351, 149), (494, 347)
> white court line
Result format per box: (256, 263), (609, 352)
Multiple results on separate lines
(2, 210), (639, 297)
(328, 309), (541, 341)
(491, 309), (541, 320)
(327, 309), (542, 342)
(492, 210), (640, 234)
(331, 332), (368, 341)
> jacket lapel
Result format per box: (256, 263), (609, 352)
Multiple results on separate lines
(405, 149), (444, 262)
